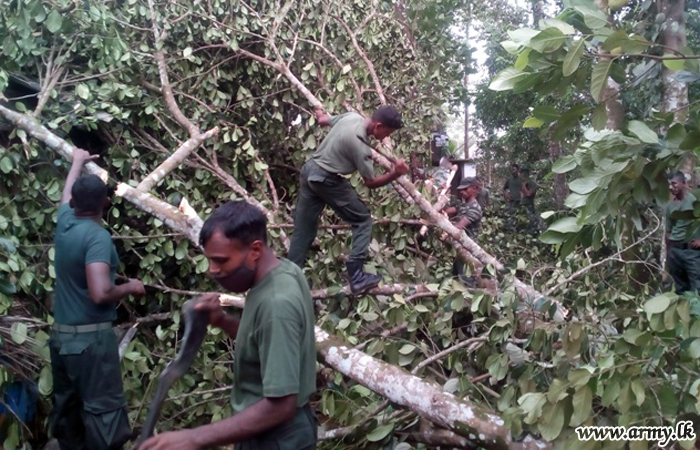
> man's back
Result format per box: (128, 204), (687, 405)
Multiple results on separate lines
(310, 112), (374, 179)
(232, 258), (316, 413)
(54, 203), (118, 325)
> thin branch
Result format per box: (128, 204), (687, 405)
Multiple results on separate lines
(411, 337), (486, 374)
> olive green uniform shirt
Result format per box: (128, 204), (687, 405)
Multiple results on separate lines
(232, 258), (316, 413)
(450, 197), (483, 239)
(310, 112), (375, 179)
(504, 177), (523, 203)
(666, 192), (698, 241)
(54, 203), (118, 325)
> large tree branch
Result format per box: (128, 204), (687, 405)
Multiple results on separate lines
(0, 105), (204, 245)
(138, 127), (219, 192)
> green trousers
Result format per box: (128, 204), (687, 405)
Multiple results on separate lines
(288, 160), (372, 267)
(235, 404), (317, 450)
(49, 328), (131, 450)
(668, 246), (700, 294)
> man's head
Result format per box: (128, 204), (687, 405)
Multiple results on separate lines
(511, 164), (520, 177)
(70, 174), (109, 215)
(370, 106), (403, 140)
(199, 201), (268, 293)
(456, 177), (481, 201)
(668, 171), (687, 198)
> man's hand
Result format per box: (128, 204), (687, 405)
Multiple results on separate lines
(126, 279), (146, 297)
(393, 159), (409, 176)
(138, 430), (199, 450)
(194, 293), (225, 327)
(314, 107), (330, 127)
(72, 148), (99, 167)
(690, 239), (700, 249)
(453, 218), (468, 230)
(504, 191), (512, 202)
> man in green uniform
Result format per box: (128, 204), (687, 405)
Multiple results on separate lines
(287, 105), (409, 294)
(51, 148), (145, 450)
(503, 163), (523, 230)
(666, 171), (700, 294)
(139, 201), (317, 450)
(443, 177), (483, 285)
(520, 168), (540, 232)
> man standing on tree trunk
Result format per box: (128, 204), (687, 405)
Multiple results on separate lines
(139, 201), (317, 450)
(50, 149), (145, 450)
(666, 171), (700, 294)
(287, 106), (409, 294)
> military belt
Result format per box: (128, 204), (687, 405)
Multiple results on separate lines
(52, 322), (112, 333)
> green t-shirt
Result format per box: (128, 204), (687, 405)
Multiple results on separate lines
(310, 112), (375, 179)
(521, 178), (537, 205)
(504, 177), (523, 202)
(53, 203), (118, 325)
(231, 258), (316, 413)
(666, 192), (698, 242)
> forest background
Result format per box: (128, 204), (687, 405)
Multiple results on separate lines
(1, 0), (700, 448)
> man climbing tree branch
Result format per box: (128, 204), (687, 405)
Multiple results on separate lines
(287, 105), (409, 294)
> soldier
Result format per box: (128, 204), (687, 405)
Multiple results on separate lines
(503, 163), (522, 209)
(520, 168), (540, 232)
(666, 171), (700, 293)
(287, 106), (409, 294)
(443, 177), (483, 284)
(50, 149), (145, 450)
(139, 201), (317, 450)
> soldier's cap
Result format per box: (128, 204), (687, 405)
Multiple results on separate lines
(457, 177), (479, 190)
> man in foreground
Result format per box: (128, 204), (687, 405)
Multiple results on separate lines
(51, 148), (145, 449)
(287, 106), (409, 294)
(139, 201), (317, 450)
(666, 171), (700, 293)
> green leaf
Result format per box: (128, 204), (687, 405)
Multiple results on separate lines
(563, 39), (585, 76)
(591, 104), (607, 130)
(663, 55), (685, 71)
(533, 105), (560, 122)
(523, 116), (544, 128)
(552, 155), (577, 173)
(0, 238), (15, 253)
(530, 28), (566, 53)
(549, 217), (582, 233)
(10, 322), (27, 344)
(45, 9), (63, 33)
(539, 230), (567, 244)
(489, 68), (529, 91)
(0, 277), (16, 295)
(570, 176), (601, 194)
(644, 292), (676, 315)
(183, 47), (193, 58)
(590, 59), (612, 102)
(507, 28), (540, 46)
(514, 48), (531, 71)
(539, 401), (565, 441)
(399, 344), (415, 355)
(539, 18), (576, 35)
(570, 386), (592, 427)
(688, 338), (700, 358)
(39, 366), (53, 396)
(518, 392), (546, 424)
(366, 424), (394, 442)
(602, 30), (629, 51)
(0, 156), (13, 174)
(76, 84), (90, 100)
(631, 379), (645, 406)
(628, 120), (658, 144)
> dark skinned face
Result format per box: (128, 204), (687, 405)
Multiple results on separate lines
(669, 177), (686, 198)
(202, 229), (262, 293)
(372, 123), (397, 140)
(459, 184), (481, 200)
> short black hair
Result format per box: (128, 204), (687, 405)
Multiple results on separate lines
(71, 175), (108, 213)
(512, 163), (520, 169)
(668, 171), (686, 182)
(371, 106), (403, 129)
(199, 201), (268, 247)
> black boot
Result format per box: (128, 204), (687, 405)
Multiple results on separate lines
(346, 261), (382, 295)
